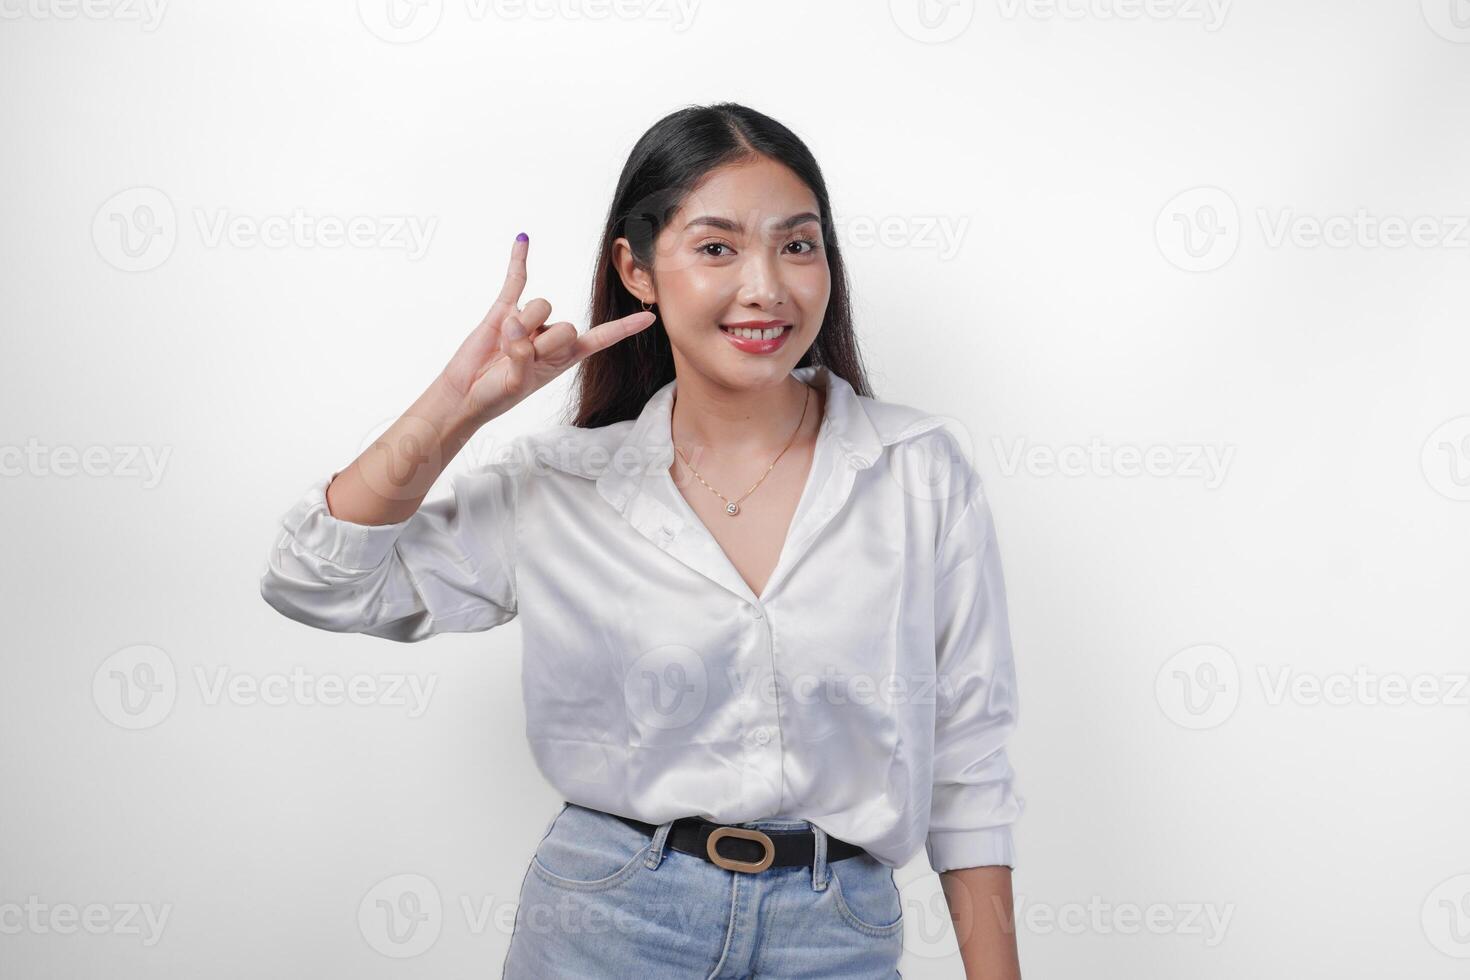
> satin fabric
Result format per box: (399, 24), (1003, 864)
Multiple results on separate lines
(259, 365), (1023, 871)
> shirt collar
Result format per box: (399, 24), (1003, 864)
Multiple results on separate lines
(594, 364), (882, 513)
(589, 364), (887, 605)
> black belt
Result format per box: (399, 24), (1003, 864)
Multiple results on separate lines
(599, 806), (867, 873)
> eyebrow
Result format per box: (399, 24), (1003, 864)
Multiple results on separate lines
(682, 212), (822, 234)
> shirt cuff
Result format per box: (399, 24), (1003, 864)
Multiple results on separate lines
(281, 471), (414, 571)
(925, 824), (1016, 873)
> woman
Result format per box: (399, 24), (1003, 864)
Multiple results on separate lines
(260, 102), (1023, 979)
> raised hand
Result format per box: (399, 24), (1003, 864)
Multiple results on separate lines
(439, 234), (657, 426)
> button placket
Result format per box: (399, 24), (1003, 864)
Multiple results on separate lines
(738, 601), (783, 816)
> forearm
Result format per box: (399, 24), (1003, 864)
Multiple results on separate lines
(324, 373), (481, 526)
(939, 865), (1021, 980)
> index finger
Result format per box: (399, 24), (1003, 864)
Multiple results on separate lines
(491, 233), (530, 314)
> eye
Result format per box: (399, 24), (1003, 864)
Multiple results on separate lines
(696, 236), (822, 258)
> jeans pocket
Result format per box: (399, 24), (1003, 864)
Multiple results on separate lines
(529, 803), (652, 893)
(828, 855), (905, 937)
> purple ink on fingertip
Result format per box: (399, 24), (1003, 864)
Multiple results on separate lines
(516, 232), (529, 242)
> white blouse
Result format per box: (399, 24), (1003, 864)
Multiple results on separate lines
(259, 364), (1023, 871)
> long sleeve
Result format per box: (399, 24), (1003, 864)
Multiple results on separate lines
(258, 461), (520, 643)
(925, 472), (1024, 872)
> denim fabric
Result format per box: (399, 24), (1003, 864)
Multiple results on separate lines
(502, 802), (904, 979)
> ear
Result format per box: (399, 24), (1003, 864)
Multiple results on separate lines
(611, 237), (656, 305)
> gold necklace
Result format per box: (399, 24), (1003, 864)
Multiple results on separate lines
(674, 385), (812, 517)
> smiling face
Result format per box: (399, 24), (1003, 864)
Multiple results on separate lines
(614, 155), (832, 390)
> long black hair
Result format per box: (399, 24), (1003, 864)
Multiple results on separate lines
(563, 102), (874, 429)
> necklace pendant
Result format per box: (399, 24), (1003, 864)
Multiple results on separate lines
(725, 501), (740, 516)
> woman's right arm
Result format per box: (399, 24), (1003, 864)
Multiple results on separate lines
(258, 234), (656, 642)
(257, 373), (522, 643)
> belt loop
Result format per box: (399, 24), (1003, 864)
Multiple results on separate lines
(645, 817), (676, 870)
(810, 822), (830, 891)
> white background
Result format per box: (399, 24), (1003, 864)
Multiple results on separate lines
(2, 0), (1468, 976)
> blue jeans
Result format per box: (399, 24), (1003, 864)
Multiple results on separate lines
(501, 802), (904, 978)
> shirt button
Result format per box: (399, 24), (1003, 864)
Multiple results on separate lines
(754, 727), (771, 745)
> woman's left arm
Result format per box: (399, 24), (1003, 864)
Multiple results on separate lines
(922, 434), (1026, 976)
(940, 865), (1021, 980)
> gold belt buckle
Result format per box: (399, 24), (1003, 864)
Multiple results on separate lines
(706, 827), (775, 873)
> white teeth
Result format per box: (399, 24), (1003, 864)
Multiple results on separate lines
(725, 325), (786, 340)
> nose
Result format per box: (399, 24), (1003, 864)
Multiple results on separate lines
(735, 249), (786, 310)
